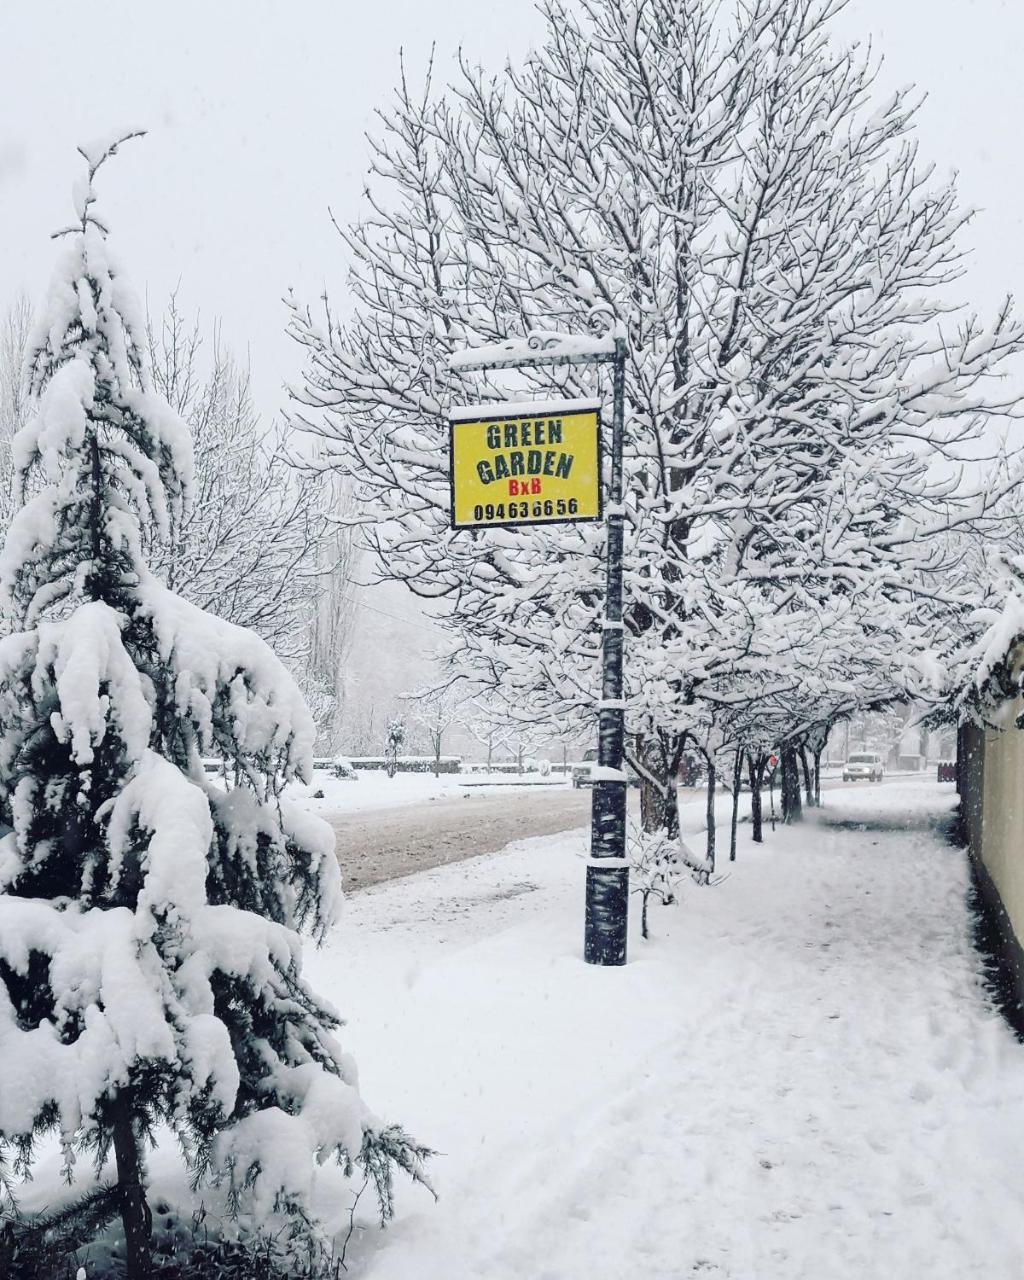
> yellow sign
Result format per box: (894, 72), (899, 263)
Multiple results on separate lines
(449, 400), (602, 529)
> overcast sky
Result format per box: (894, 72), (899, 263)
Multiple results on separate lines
(0, 0), (544, 416)
(2, 0), (1022, 708)
(2, 0), (1023, 421)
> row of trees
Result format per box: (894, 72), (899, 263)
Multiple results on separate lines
(287, 0), (1024, 865)
(393, 683), (592, 773)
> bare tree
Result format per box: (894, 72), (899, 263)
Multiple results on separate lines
(467, 701), (520, 773)
(145, 297), (362, 751)
(0, 294), (33, 526)
(147, 298), (335, 661)
(289, 0), (1024, 842)
(301, 477), (359, 751)
(402, 686), (466, 775)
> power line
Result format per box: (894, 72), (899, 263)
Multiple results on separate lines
(341, 594), (447, 634)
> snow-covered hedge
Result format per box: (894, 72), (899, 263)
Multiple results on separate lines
(350, 755), (463, 774)
(462, 761), (556, 775)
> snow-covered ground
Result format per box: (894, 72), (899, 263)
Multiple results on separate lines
(304, 778), (1024, 1279)
(283, 769), (570, 817)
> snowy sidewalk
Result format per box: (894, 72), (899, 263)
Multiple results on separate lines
(306, 780), (1024, 1280)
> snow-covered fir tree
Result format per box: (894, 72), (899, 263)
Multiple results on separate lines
(0, 136), (429, 1278)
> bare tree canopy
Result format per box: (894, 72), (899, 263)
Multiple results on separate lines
(289, 0), (1024, 837)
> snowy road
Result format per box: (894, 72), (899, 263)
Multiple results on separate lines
(328, 786), (593, 891)
(304, 778), (1024, 1280)
(328, 772), (923, 893)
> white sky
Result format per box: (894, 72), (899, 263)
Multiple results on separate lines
(0, 0), (544, 416)
(831, 0), (1024, 307)
(2, 0), (1022, 714)
(2, 0), (1023, 420)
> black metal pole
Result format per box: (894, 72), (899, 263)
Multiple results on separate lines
(584, 336), (629, 965)
(447, 330), (630, 966)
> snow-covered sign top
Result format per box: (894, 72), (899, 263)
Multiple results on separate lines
(449, 396), (602, 421)
(449, 330), (617, 370)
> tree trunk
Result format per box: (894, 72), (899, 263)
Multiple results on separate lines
(705, 758), (716, 872)
(641, 770), (679, 838)
(781, 747), (803, 824)
(813, 749), (822, 807)
(665, 771), (679, 839)
(640, 774), (660, 832)
(638, 737), (680, 838)
(433, 730), (441, 778)
(729, 748), (743, 862)
(799, 745), (814, 808)
(111, 1094), (152, 1279)
(748, 755), (764, 843)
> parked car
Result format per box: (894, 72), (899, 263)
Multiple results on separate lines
(571, 748), (641, 788)
(843, 752), (884, 782)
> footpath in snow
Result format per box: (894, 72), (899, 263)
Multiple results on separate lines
(304, 778), (1024, 1280)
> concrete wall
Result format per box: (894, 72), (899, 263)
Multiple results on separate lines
(959, 703), (1024, 1028)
